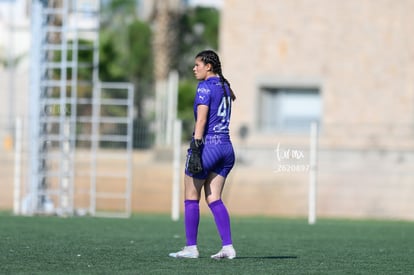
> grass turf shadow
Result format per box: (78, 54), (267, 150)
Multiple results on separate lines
(235, 255), (298, 260)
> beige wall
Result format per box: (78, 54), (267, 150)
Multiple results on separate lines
(2, 149), (414, 220)
(214, 0), (414, 220)
(220, 0), (414, 149)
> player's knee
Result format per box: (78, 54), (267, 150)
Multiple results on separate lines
(205, 195), (221, 205)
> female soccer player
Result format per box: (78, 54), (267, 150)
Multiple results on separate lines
(169, 50), (237, 259)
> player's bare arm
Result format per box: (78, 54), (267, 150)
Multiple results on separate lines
(194, 105), (208, 140)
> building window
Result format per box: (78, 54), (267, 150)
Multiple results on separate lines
(258, 87), (321, 133)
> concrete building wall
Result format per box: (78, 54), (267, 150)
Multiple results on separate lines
(216, 0), (414, 220)
(220, 0), (414, 149)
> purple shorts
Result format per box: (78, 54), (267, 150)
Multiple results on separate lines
(185, 136), (235, 180)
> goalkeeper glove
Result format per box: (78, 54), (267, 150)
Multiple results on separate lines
(187, 139), (203, 174)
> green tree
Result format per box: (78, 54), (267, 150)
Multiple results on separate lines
(99, 1), (153, 117)
(175, 7), (220, 79)
(99, 20), (153, 119)
(97, 2), (220, 145)
(177, 79), (197, 137)
(175, 7), (220, 138)
(99, 1), (154, 147)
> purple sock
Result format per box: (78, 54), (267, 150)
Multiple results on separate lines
(209, 199), (233, 246)
(184, 200), (200, 246)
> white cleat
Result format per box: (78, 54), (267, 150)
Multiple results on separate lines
(169, 246), (199, 259)
(211, 245), (236, 260)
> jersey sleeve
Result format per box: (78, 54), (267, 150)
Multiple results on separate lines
(194, 82), (211, 106)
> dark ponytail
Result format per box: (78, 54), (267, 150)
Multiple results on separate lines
(195, 50), (236, 104)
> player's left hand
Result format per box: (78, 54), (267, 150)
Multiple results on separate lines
(187, 139), (203, 174)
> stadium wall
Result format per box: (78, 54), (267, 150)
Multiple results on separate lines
(1, 145), (414, 221)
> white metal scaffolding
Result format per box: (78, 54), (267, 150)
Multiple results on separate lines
(27, 0), (133, 217)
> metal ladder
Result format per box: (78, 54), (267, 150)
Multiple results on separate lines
(29, 0), (100, 215)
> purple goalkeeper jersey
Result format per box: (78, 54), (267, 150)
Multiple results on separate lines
(194, 76), (232, 138)
(187, 76), (235, 179)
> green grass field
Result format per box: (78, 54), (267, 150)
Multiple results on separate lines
(1, 212), (413, 274)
